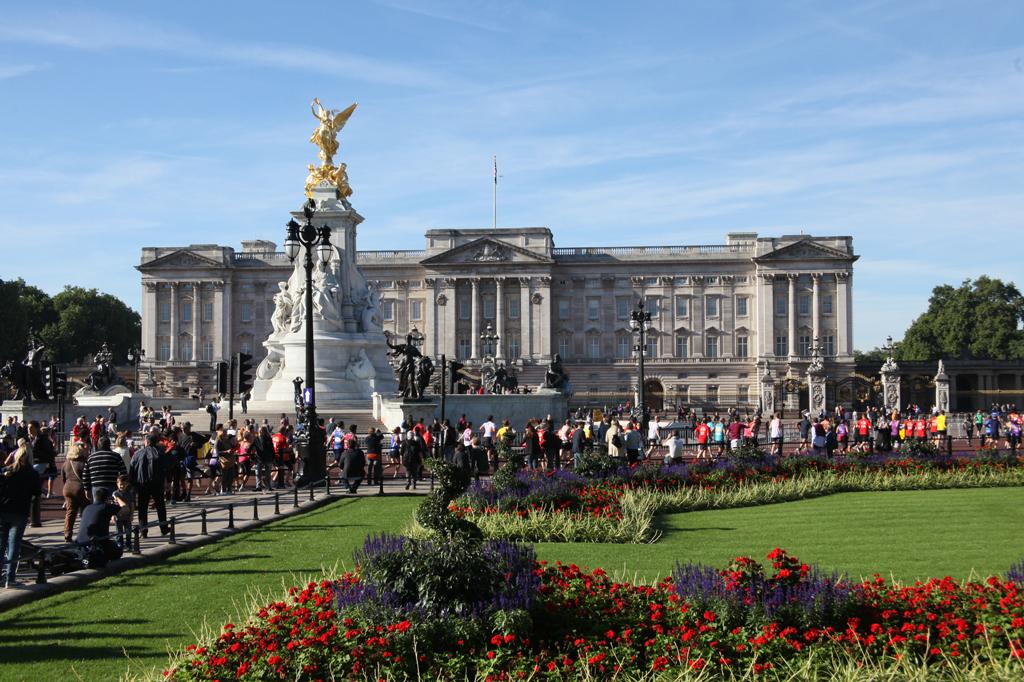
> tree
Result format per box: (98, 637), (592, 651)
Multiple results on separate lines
(0, 278), (57, 362)
(897, 277), (1024, 361)
(40, 287), (141, 364)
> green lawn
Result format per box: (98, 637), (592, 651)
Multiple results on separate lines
(0, 488), (1021, 682)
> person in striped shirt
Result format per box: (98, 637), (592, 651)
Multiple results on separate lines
(83, 436), (127, 501)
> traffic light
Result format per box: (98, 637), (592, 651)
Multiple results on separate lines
(235, 352), (254, 394)
(54, 369), (67, 398)
(216, 361), (229, 395)
(42, 364), (54, 400)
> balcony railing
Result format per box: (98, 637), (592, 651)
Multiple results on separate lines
(552, 244), (753, 259)
(356, 250), (427, 263)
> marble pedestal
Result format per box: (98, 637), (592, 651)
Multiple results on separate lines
(373, 392), (569, 431)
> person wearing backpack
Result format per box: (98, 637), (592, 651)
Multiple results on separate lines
(606, 420), (623, 460)
(129, 431), (170, 537)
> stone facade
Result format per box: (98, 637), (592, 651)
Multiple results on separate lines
(138, 228), (858, 411)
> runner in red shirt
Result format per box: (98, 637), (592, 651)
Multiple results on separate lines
(914, 418), (927, 442)
(855, 416), (871, 452)
(695, 420), (710, 460)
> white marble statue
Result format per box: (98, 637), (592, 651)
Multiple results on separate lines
(312, 262), (342, 329)
(270, 282), (292, 337)
(345, 348), (376, 381)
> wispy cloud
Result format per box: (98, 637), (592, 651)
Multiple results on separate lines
(0, 11), (452, 88)
(0, 63), (48, 79)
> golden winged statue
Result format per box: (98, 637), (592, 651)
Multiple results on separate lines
(306, 98), (357, 198)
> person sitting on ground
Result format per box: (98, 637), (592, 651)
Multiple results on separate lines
(76, 487), (125, 567)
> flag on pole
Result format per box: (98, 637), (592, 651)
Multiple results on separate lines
(493, 155), (498, 184)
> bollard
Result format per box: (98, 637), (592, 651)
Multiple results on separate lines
(169, 518), (177, 545)
(274, 493), (281, 515)
(309, 483), (315, 502)
(378, 466), (385, 496)
(326, 474), (331, 495)
(252, 496), (259, 521)
(430, 468), (435, 492)
(228, 504), (235, 529)
(133, 527), (141, 555)
(947, 434), (953, 456)
(36, 551), (47, 584)
(200, 509), (208, 535)
(292, 486), (299, 508)
(30, 495), (41, 528)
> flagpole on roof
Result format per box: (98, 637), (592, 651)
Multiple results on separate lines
(492, 155), (497, 229)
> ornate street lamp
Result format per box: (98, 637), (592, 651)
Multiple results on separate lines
(283, 198), (333, 486)
(408, 326), (425, 351)
(630, 299), (652, 432)
(479, 322), (499, 361)
(127, 346), (145, 393)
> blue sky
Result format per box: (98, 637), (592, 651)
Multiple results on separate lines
(1, 1), (1022, 350)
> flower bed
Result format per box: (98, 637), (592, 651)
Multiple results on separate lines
(166, 547), (1024, 681)
(449, 451), (1024, 543)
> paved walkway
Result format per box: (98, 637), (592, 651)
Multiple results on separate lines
(2, 472), (431, 612)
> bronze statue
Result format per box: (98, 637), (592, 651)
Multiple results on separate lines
(84, 342), (118, 392)
(2, 330), (48, 400)
(542, 353), (569, 391)
(386, 331), (431, 399)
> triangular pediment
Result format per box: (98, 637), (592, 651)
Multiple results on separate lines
(754, 239), (857, 263)
(420, 237), (553, 265)
(138, 249), (225, 271)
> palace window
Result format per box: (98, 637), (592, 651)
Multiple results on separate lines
(558, 336), (571, 359)
(798, 334), (812, 357)
(179, 337), (193, 362)
(159, 302), (170, 323)
(775, 297), (787, 316)
(458, 297), (470, 320)
(647, 298), (660, 318)
(705, 336), (719, 358)
(799, 294), (811, 316)
(824, 335), (835, 356)
(706, 385), (719, 403)
(182, 302), (192, 323)
(822, 294), (834, 314)
(735, 296), (748, 316)
(675, 335), (688, 358)
(483, 295), (495, 320)
(382, 300), (394, 321)
(202, 339), (214, 362)
(203, 302), (214, 322)
(675, 296), (688, 318)
(587, 335), (601, 359)
(705, 296), (718, 317)
(616, 335), (631, 359)
(558, 299), (571, 320)
(239, 340), (252, 356)
(738, 386), (749, 403)
(677, 385), (689, 402)
(645, 337), (658, 358)
(616, 298), (630, 320)
(736, 335), (749, 358)
(157, 337), (170, 361)
(409, 299), (422, 321)
(587, 299), (600, 321)
(241, 303), (252, 323)
(457, 338), (470, 360)
(774, 335), (788, 357)
(508, 338), (521, 359)
(507, 296), (520, 320)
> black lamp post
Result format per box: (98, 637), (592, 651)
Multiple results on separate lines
(127, 346), (145, 393)
(408, 326), (425, 351)
(630, 299), (652, 432)
(284, 199), (333, 487)
(479, 322), (499, 362)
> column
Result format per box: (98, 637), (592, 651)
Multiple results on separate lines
(722, 275), (734, 357)
(519, 277), (532, 360)
(222, 279), (234, 359)
(443, 279), (457, 358)
(470, 278), (480, 360)
(811, 273), (821, 344)
(836, 272), (850, 357)
(692, 277), (704, 358)
(495, 277), (505, 358)
(143, 282), (158, 360)
(757, 273), (774, 358)
(787, 274), (797, 360)
(537, 276), (552, 360)
(169, 282), (180, 361)
(212, 281), (224, 361)
(423, 278), (437, 357)
(192, 283), (201, 361)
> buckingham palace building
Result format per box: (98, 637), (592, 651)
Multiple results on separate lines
(137, 227), (857, 412)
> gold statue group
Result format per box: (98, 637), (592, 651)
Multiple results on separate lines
(305, 97), (357, 199)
